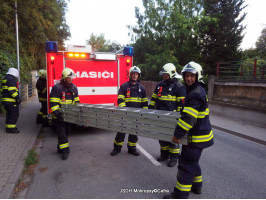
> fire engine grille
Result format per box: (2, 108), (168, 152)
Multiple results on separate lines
(61, 104), (188, 145)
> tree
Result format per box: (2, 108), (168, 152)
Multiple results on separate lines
(255, 27), (266, 59)
(0, 0), (70, 82)
(129, 0), (203, 80)
(198, 0), (247, 74)
(86, 33), (122, 52)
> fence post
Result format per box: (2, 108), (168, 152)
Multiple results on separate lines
(31, 70), (38, 96)
(253, 59), (257, 79)
(240, 64), (243, 79)
(216, 62), (220, 79)
(208, 75), (215, 101)
(262, 65), (265, 79)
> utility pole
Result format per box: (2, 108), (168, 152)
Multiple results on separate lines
(15, 1), (21, 98)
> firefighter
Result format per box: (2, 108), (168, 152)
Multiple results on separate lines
(1, 68), (21, 133)
(36, 69), (49, 126)
(50, 68), (80, 160)
(148, 63), (185, 167)
(110, 66), (148, 157)
(163, 62), (214, 199)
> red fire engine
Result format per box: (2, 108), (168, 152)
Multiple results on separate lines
(45, 41), (134, 114)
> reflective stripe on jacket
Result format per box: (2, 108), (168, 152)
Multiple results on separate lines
(117, 80), (148, 109)
(50, 81), (80, 117)
(174, 82), (214, 149)
(149, 79), (185, 112)
(36, 77), (47, 102)
(1, 75), (19, 105)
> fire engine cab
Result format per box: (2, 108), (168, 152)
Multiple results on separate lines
(45, 41), (134, 113)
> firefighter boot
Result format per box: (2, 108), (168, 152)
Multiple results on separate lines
(36, 114), (42, 124)
(57, 145), (62, 154)
(157, 154), (169, 162)
(191, 186), (202, 195)
(6, 128), (20, 134)
(167, 158), (177, 167)
(128, 149), (140, 156)
(62, 152), (69, 160)
(110, 149), (121, 156)
(163, 193), (188, 199)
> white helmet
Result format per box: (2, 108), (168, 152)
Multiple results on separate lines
(37, 69), (46, 78)
(129, 66), (141, 74)
(159, 63), (178, 79)
(62, 68), (76, 79)
(6, 68), (19, 79)
(181, 61), (204, 83)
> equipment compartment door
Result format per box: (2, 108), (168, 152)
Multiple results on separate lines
(65, 59), (119, 105)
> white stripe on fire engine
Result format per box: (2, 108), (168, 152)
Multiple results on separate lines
(77, 87), (118, 95)
(137, 144), (161, 166)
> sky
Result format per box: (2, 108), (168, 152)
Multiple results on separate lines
(65, 0), (266, 50)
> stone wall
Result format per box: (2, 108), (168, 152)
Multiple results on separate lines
(208, 75), (266, 109)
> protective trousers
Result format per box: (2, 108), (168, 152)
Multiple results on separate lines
(113, 132), (138, 151)
(54, 120), (71, 153)
(173, 145), (203, 198)
(5, 104), (19, 130)
(36, 102), (47, 124)
(159, 140), (180, 159)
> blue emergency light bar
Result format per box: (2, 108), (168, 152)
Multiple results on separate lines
(123, 46), (134, 56)
(45, 41), (58, 53)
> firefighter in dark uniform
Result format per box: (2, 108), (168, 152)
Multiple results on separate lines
(1, 68), (21, 133)
(110, 66), (148, 157)
(164, 61), (214, 199)
(148, 63), (185, 167)
(36, 69), (49, 126)
(50, 68), (80, 160)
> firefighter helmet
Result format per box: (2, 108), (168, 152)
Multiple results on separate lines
(62, 68), (76, 79)
(181, 61), (204, 83)
(159, 63), (178, 79)
(37, 69), (46, 78)
(6, 68), (19, 79)
(129, 66), (141, 74)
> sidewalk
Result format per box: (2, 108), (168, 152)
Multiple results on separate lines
(0, 97), (42, 199)
(210, 113), (266, 145)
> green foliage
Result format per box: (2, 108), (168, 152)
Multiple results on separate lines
(0, 0), (70, 81)
(198, 0), (247, 75)
(242, 48), (258, 60)
(86, 33), (122, 52)
(255, 27), (266, 59)
(24, 149), (38, 169)
(129, 0), (203, 80)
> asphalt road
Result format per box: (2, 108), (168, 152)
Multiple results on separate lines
(25, 126), (266, 199)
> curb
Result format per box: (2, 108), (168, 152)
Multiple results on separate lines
(212, 125), (266, 146)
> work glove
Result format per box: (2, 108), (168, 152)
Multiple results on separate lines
(16, 98), (22, 105)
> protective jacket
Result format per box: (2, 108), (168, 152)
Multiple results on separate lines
(1, 75), (19, 105)
(149, 79), (185, 112)
(174, 82), (214, 149)
(36, 77), (47, 102)
(50, 80), (80, 118)
(118, 80), (148, 108)
(113, 80), (148, 152)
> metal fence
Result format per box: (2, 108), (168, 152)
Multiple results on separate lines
(216, 59), (266, 81)
(28, 82), (33, 97)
